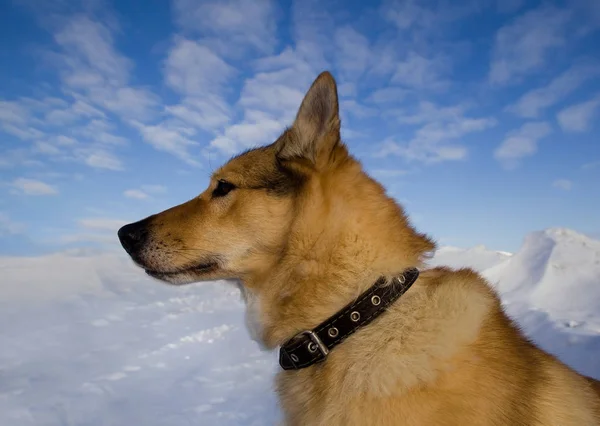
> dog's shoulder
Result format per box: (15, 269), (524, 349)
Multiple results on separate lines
(418, 265), (499, 295)
(411, 265), (501, 322)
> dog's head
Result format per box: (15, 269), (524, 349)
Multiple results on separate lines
(118, 71), (434, 287)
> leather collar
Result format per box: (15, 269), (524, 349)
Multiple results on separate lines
(279, 267), (420, 370)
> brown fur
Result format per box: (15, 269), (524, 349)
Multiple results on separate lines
(118, 71), (600, 425)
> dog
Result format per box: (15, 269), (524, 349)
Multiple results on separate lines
(118, 71), (600, 425)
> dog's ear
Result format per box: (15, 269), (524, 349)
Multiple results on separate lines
(276, 71), (341, 168)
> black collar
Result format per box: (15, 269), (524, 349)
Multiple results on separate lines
(278, 267), (420, 370)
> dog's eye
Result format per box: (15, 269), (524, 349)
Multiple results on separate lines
(212, 180), (236, 198)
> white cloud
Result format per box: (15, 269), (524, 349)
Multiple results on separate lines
(370, 169), (410, 179)
(163, 38), (235, 134)
(54, 17), (130, 87)
(402, 120), (493, 162)
(366, 87), (409, 104)
(366, 42), (402, 78)
(394, 101), (465, 124)
(123, 185), (166, 200)
(4, 125), (45, 140)
(494, 121), (553, 167)
(92, 131), (127, 146)
(340, 100), (377, 119)
(59, 216), (128, 245)
(237, 69), (307, 119)
(78, 218), (127, 232)
(166, 97), (231, 132)
(124, 189), (148, 199)
(2, 95), (103, 139)
(382, 0), (437, 30)
(19, 96), (69, 111)
(44, 108), (80, 125)
(55, 135), (77, 146)
(489, 5), (571, 84)
(334, 25), (370, 80)
(0, 212), (26, 236)
(0, 102), (45, 140)
(47, 15), (197, 168)
(557, 94), (600, 132)
(2, 16), (180, 177)
(0, 149), (43, 169)
(291, 0), (335, 71)
(0, 100), (30, 125)
(210, 111), (284, 155)
(34, 141), (61, 155)
(11, 178), (58, 196)
(88, 87), (159, 122)
(140, 185), (166, 194)
(208, 46), (318, 156)
(376, 102), (496, 163)
(0, 93), (132, 172)
(172, 0), (278, 55)
(359, 4), (457, 89)
(508, 64), (600, 118)
(63, 119), (126, 147)
(84, 150), (123, 171)
(337, 82), (357, 98)
(59, 233), (118, 244)
(131, 120), (200, 166)
(392, 52), (449, 90)
(381, 0), (485, 34)
(581, 160), (600, 170)
(165, 38), (235, 97)
(70, 99), (106, 118)
(3, 115), (125, 172)
(553, 179), (573, 190)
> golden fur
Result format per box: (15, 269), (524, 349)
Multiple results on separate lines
(119, 71), (600, 425)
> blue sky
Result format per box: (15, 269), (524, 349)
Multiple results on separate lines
(0, 0), (599, 256)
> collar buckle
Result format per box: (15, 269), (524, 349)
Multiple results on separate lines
(298, 330), (329, 357)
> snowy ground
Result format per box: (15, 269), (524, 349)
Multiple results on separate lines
(1, 228), (599, 425)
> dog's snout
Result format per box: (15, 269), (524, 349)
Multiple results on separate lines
(118, 220), (149, 255)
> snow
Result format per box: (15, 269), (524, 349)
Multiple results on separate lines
(1, 227), (599, 425)
(428, 243), (512, 272)
(485, 229), (600, 324)
(427, 227), (600, 379)
(0, 252), (280, 426)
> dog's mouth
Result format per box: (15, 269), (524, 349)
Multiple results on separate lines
(144, 261), (219, 282)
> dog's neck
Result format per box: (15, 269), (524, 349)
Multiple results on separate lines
(241, 180), (435, 350)
(262, 259), (421, 349)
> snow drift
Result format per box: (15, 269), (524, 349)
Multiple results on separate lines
(428, 227), (600, 379)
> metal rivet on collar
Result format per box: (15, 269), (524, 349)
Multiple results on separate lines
(307, 342), (318, 353)
(371, 295), (381, 306)
(328, 327), (339, 338)
(350, 311), (360, 322)
(291, 354), (299, 362)
(397, 274), (406, 284)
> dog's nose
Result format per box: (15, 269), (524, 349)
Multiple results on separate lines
(118, 220), (149, 255)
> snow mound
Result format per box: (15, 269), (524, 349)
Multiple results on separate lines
(483, 228), (600, 326)
(429, 244), (512, 271)
(429, 228), (600, 379)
